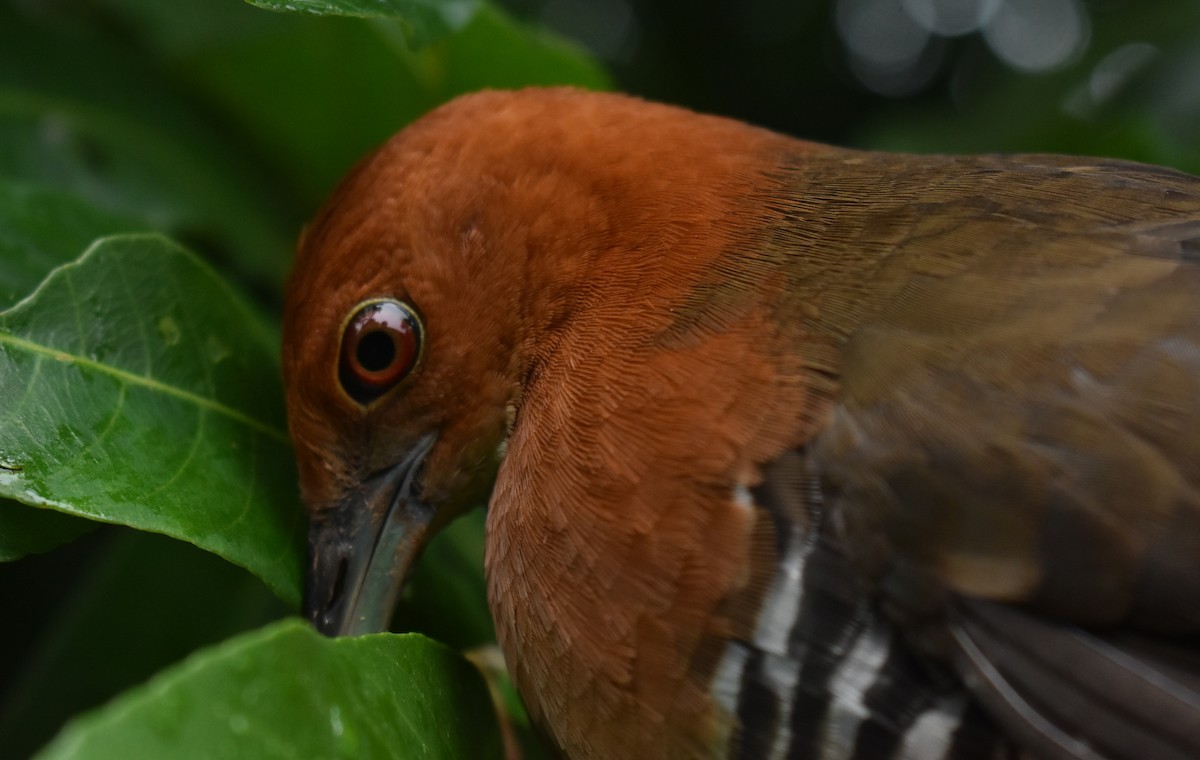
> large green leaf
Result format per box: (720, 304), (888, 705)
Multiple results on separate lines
(34, 619), (504, 760)
(0, 529), (286, 758)
(0, 235), (303, 603)
(246, 0), (481, 48)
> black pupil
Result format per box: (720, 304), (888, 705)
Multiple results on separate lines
(357, 330), (396, 373)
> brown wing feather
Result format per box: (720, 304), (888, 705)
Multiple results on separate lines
(796, 153), (1200, 630)
(752, 151), (1200, 757)
(950, 598), (1200, 760)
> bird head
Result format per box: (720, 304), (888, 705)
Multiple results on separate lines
(283, 87), (791, 637)
(282, 94), (541, 635)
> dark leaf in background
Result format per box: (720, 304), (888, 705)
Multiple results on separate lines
(0, 180), (148, 312)
(0, 498), (93, 562)
(0, 529), (286, 759)
(395, 509), (494, 650)
(0, 6), (297, 297)
(153, 1), (608, 208)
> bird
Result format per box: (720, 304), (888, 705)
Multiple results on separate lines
(281, 87), (1200, 759)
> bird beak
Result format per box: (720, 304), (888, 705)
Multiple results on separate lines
(304, 434), (436, 637)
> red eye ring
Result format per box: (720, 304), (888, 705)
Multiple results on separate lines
(338, 299), (423, 405)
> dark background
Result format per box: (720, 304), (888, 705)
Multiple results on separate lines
(504, 0), (1200, 169)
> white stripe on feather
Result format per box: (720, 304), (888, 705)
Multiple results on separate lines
(751, 518), (814, 656)
(820, 624), (892, 760)
(712, 642), (749, 717)
(899, 696), (967, 760)
(761, 653), (800, 760)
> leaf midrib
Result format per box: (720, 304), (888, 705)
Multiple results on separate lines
(0, 330), (289, 444)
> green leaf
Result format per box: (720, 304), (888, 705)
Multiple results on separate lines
(0, 178), (178, 562)
(0, 235), (303, 604)
(0, 529), (286, 758)
(34, 619), (504, 760)
(0, 180), (148, 312)
(246, 0), (481, 47)
(436, 4), (611, 93)
(169, 1), (608, 209)
(0, 498), (93, 561)
(175, 13), (442, 207)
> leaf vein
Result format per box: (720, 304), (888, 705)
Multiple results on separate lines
(0, 331), (288, 444)
(64, 267), (86, 356)
(116, 252), (154, 376)
(0, 351), (45, 426)
(56, 383), (128, 472)
(143, 405), (206, 501)
(227, 426), (259, 532)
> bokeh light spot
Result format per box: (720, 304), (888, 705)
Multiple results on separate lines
(983, 0), (1090, 72)
(902, 0), (1002, 37)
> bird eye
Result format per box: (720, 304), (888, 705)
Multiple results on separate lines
(338, 299), (423, 405)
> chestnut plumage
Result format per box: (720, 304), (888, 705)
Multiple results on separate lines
(283, 87), (1200, 759)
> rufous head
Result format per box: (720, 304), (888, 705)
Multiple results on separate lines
(282, 86), (789, 635)
(283, 91), (547, 633)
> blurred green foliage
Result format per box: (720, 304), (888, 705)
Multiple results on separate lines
(505, 0), (1200, 171)
(0, 0), (1197, 756)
